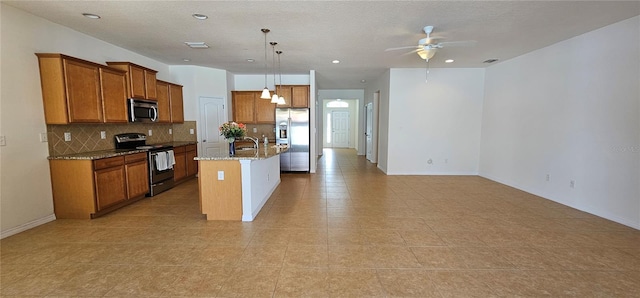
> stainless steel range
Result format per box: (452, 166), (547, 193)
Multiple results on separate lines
(114, 133), (175, 196)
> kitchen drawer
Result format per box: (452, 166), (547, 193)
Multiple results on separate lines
(94, 156), (125, 170)
(125, 152), (147, 163)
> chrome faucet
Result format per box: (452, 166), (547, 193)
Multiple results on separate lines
(244, 136), (259, 150)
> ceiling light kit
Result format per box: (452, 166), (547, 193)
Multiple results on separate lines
(332, 60), (340, 64)
(386, 25), (474, 62)
(260, 29), (271, 99)
(445, 59), (454, 63)
(483, 58), (499, 63)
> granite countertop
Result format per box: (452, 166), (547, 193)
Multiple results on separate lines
(48, 141), (198, 160)
(195, 144), (288, 161)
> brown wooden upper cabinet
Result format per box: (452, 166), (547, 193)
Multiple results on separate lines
(106, 62), (157, 101)
(276, 85), (310, 108)
(169, 83), (184, 123)
(232, 91), (276, 124)
(157, 80), (185, 123)
(36, 53), (128, 124)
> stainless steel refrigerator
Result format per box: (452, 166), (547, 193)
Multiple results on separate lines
(276, 108), (310, 172)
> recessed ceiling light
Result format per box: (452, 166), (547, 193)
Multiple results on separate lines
(82, 13), (100, 19)
(192, 13), (208, 20)
(361, 79), (366, 83)
(184, 42), (209, 49)
(445, 59), (454, 63)
(332, 60), (340, 64)
(247, 59), (255, 63)
(182, 58), (191, 62)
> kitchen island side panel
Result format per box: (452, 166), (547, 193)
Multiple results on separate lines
(198, 160), (242, 220)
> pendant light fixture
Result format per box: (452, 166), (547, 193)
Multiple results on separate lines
(260, 29), (271, 99)
(276, 50), (286, 105)
(270, 42), (279, 103)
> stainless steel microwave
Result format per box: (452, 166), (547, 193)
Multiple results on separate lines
(129, 98), (158, 122)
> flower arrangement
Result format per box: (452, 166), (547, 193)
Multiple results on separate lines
(219, 121), (247, 141)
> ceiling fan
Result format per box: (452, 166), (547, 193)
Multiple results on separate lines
(385, 26), (475, 62)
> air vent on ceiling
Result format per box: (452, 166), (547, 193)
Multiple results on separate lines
(184, 42), (209, 49)
(483, 58), (499, 64)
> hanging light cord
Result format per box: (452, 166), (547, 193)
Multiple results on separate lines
(262, 29), (270, 89)
(271, 42), (278, 94)
(425, 58), (430, 83)
(277, 50), (283, 93)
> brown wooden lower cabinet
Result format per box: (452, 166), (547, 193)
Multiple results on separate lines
(186, 144), (198, 177)
(173, 146), (187, 181)
(94, 162), (127, 211)
(125, 153), (150, 199)
(49, 152), (149, 219)
(174, 144), (198, 182)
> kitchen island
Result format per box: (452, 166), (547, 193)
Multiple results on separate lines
(195, 144), (287, 221)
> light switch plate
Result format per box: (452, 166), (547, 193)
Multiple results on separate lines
(217, 171), (224, 180)
(0, 136), (6, 146)
(169, 128), (173, 135)
(64, 132), (71, 142)
(148, 129), (153, 136)
(190, 129), (194, 135)
(40, 133), (48, 143)
(100, 131), (106, 139)
(253, 127), (257, 133)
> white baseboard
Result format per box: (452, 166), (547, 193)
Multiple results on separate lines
(1, 214), (56, 239)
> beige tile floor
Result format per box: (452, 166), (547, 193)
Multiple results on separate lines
(2, 148), (640, 297)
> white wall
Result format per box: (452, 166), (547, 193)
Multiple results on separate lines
(233, 74), (310, 90)
(0, 4), (172, 237)
(169, 65), (228, 121)
(480, 16), (640, 229)
(387, 68), (485, 175)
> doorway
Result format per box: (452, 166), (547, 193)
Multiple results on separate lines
(198, 97), (227, 156)
(331, 110), (350, 148)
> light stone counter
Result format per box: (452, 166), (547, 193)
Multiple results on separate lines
(194, 144), (288, 161)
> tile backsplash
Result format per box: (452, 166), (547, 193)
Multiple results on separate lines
(47, 121), (197, 156)
(244, 124), (276, 141)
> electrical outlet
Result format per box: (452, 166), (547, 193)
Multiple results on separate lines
(546, 174), (550, 182)
(217, 171), (224, 180)
(0, 136), (6, 146)
(570, 180), (575, 188)
(148, 129), (153, 136)
(169, 128), (173, 135)
(64, 132), (71, 142)
(253, 127), (258, 133)
(40, 133), (48, 143)
(100, 131), (106, 139)
(190, 129), (194, 135)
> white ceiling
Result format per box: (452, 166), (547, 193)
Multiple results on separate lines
(5, 1), (639, 89)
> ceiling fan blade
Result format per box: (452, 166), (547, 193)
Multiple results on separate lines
(436, 40), (477, 47)
(384, 45), (420, 51)
(400, 49), (421, 56)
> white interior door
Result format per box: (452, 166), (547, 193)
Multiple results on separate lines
(365, 102), (373, 161)
(198, 97), (227, 156)
(332, 111), (350, 148)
